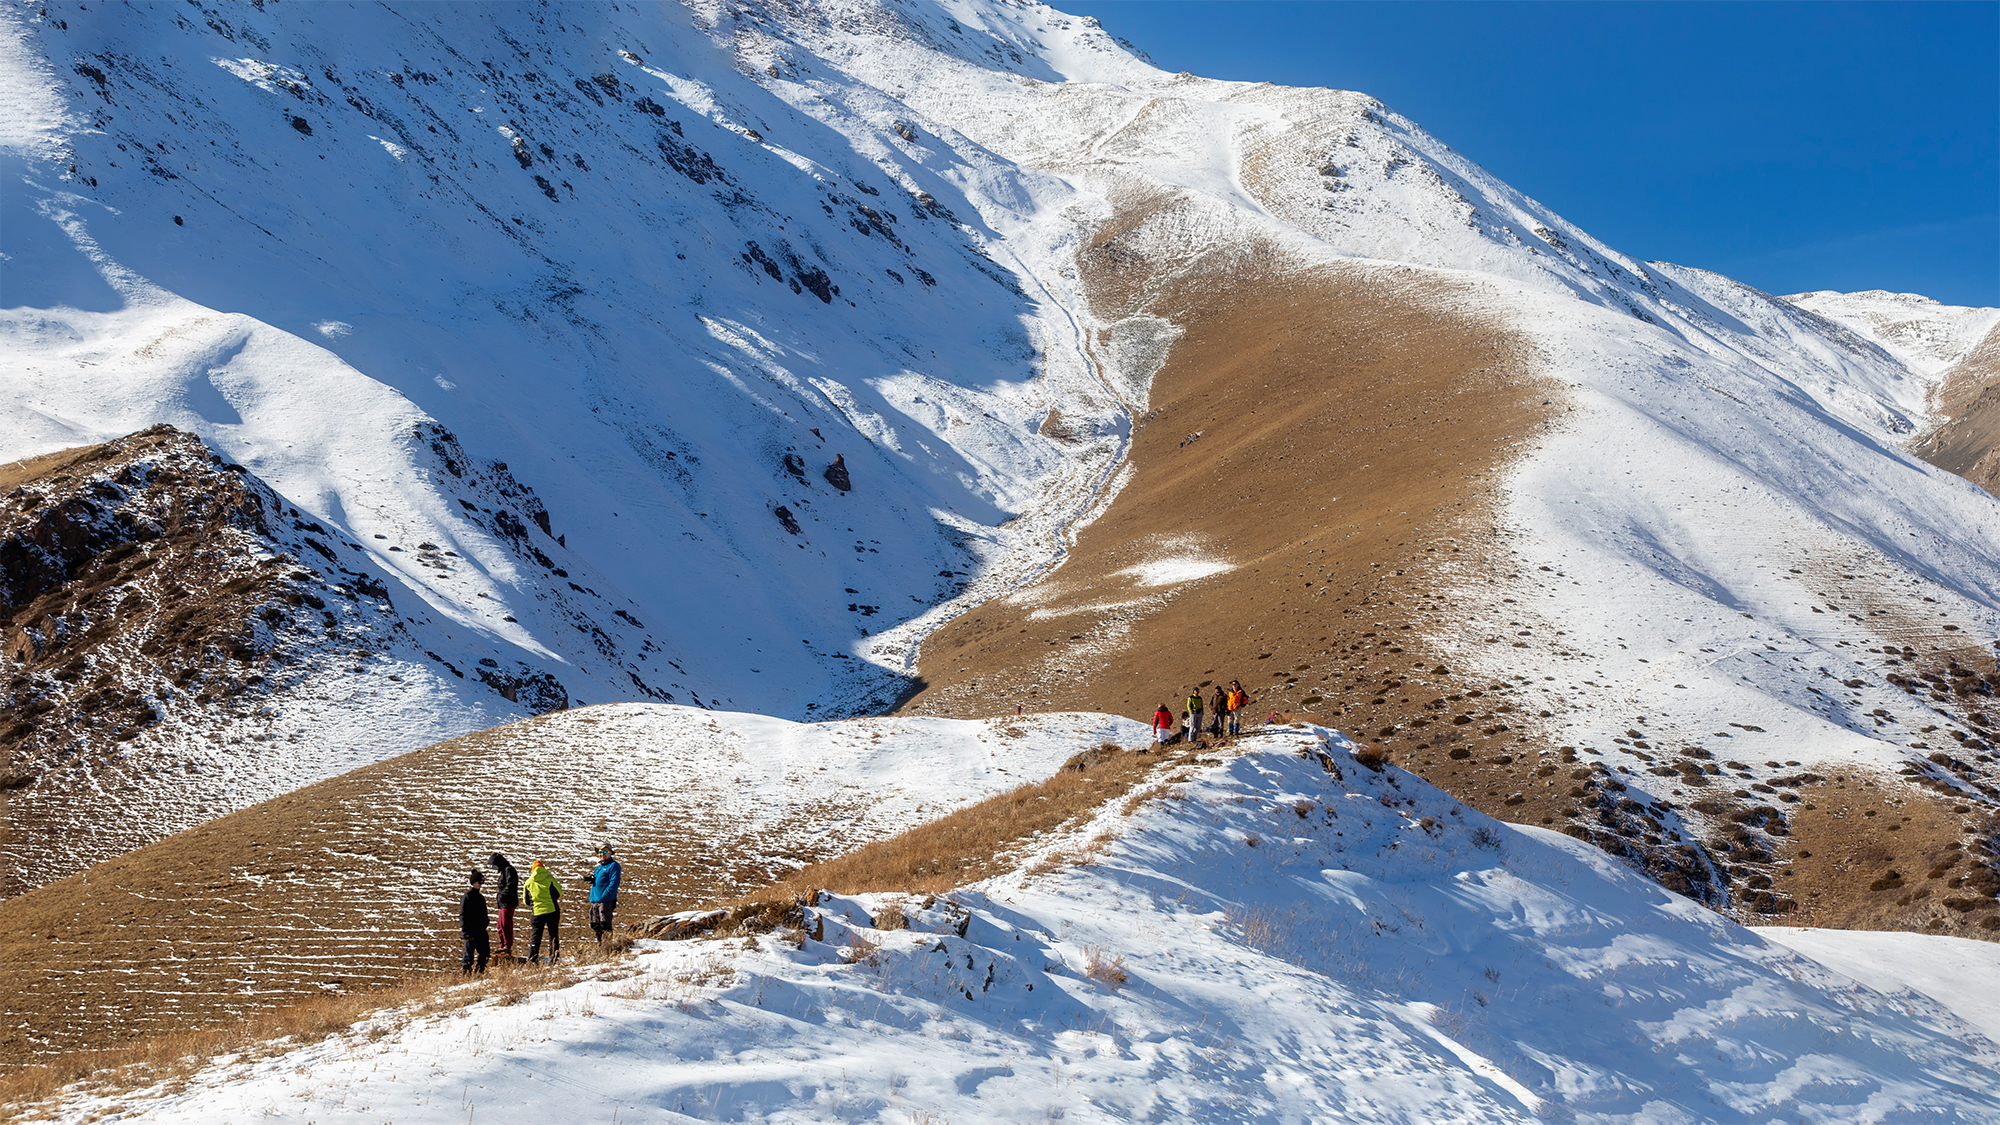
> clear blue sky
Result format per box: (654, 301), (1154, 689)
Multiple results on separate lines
(1050, 1), (1998, 306)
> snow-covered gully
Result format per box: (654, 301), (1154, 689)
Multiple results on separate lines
(43, 729), (2000, 1123)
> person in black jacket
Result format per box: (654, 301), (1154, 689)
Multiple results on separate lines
(460, 869), (491, 973)
(488, 853), (520, 961)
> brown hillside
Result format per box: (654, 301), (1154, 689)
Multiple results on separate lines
(898, 207), (2000, 939)
(1914, 322), (2000, 494)
(0, 703), (1091, 1063)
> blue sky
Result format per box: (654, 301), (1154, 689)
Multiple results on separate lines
(1051, 1), (1998, 306)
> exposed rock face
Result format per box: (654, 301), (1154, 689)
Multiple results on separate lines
(0, 429), (405, 889)
(3, 428), (302, 760)
(0, 427), (566, 893)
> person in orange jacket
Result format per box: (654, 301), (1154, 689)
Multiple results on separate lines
(1226, 681), (1250, 735)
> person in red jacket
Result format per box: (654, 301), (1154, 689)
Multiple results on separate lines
(1151, 703), (1173, 747)
(487, 852), (519, 960)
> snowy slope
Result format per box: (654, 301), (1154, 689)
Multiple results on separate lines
(0, 0), (1144, 828)
(0, 704), (1152, 1060)
(47, 729), (2000, 1123)
(1758, 925), (2000, 1045)
(1784, 290), (2000, 381)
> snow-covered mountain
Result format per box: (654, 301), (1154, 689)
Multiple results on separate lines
(1788, 289), (2000, 494)
(4, 0), (1999, 917)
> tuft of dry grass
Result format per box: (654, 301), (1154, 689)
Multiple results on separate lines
(1082, 946), (1129, 989)
(843, 930), (882, 965)
(1235, 906), (1281, 953)
(1353, 743), (1392, 770)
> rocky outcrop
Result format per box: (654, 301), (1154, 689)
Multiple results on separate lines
(3, 427), (310, 762)
(0, 428), (409, 890)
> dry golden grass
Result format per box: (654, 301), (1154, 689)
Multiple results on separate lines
(0, 742), (1202, 1115)
(0, 739), (1208, 1120)
(1082, 946), (1129, 989)
(0, 948), (623, 1118)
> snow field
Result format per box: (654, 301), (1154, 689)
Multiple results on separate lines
(53, 725), (2000, 1124)
(1784, 291), (2000, 381)
(1756, 925), (2000, 1046)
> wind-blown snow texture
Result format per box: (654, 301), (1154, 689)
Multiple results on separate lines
(5, 0), (1999, 861)
(51, 729), (2000, 1123)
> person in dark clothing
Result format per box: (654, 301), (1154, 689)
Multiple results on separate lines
(588, 845), (622, 943)
(460, 869), (491, 973)
(488, 853), (520, 960)
(1210, 686), (1229, 738)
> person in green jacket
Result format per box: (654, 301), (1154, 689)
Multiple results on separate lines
(524, 859), (561, 964)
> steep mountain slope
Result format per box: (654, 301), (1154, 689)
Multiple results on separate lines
(0, 703), (1143, 1061)
(741, 0), (2000, 927)
(45, 730), (2000, 1123)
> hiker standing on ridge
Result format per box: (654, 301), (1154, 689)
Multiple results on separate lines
(1226, 681), (1249, 735)
(524, 859), (562, 964)
(1186, 690), (1205, 745)
(1151, 703), (1173, 747)
(589, 845), (623, 944)
(488, 852), (520, 961)
(459, 869), (491, 974)
(1210, 685), (1229, 738)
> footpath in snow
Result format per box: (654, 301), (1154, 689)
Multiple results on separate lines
(49, 725), (2000, 1124)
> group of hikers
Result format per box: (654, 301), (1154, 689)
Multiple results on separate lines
(456, 846), (623, 972)
(1152, 679), (1256, 745)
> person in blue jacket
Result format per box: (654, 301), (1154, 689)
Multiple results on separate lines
(588, 845), (623, 944)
